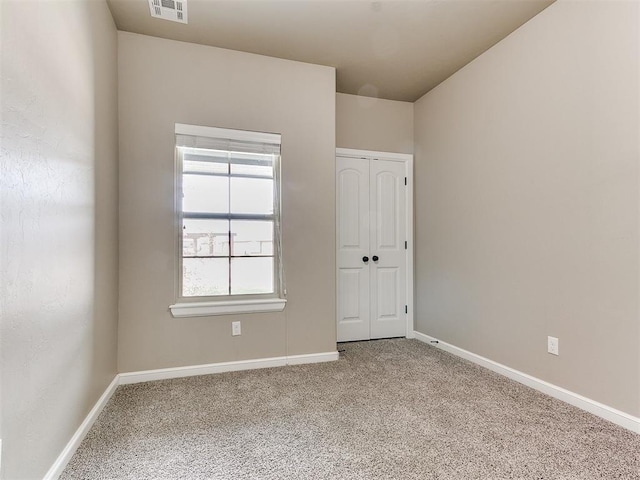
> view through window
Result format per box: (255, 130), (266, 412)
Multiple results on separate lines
(176, 126), (281, 298)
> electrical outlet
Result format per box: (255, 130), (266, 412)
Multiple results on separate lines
(547, 336), (559, 356)
(232, 321), (241, 336)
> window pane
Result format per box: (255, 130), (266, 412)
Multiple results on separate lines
(229, 152), (273, 167)
(230, 177), (273, 215)
(231, 221), (273, 256)
(231, 163), (272, 178)
(183, 148), (228, 165)
(231, 257), (274, 295)
(183, 174), (228, 214)
(183, 258), (229, 297)
(183, 159), (228, 176)
(183, 219), (229, 257)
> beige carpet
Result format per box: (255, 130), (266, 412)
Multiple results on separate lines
(61, 339), (640, 479)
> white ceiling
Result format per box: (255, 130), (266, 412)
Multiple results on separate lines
(107, 0), (554, 102)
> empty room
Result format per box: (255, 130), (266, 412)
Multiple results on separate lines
(1, 0), (639, 478)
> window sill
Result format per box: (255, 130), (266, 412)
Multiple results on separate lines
(169, 298), (287, 318)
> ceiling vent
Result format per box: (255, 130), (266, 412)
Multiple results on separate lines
(148, 0), (188, 24)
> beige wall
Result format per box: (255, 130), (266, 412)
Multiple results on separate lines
(336, 93), (413, 154)
(117, 33), (336, 372)
(414, 0), (639, 416)
(0, 0), (119, 478)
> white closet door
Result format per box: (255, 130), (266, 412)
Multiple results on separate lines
(369, 159), (406, 339)
(336, 157), (370, 342)
(337, 155), (408, 342)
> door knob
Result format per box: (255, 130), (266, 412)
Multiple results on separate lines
(362, 256), (369, 263)
(372, 255), (379, 261)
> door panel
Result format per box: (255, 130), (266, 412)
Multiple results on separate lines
(370, 160), (406, 339)
(376, 267), (398, 317)
(340, 269), (363, 319)
(336, 157), (370, 342)
(338, 170), (362, 249)
(337, 268), (369, 341)
(376, 172), (399, 249)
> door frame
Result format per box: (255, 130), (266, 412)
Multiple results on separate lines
(336, 148), (415, 340)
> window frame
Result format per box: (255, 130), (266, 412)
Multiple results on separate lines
(170, 124), (286, 317)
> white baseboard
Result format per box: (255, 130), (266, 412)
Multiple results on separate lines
(43, 376), (120, 480)
(118, 356), (288, 384)
(413, 331), (640, 434)
(45, 351), (338, 478)
(286, 351), (339, 365)
(118, 351), (339, 385)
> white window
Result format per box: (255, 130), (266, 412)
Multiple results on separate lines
(170, 124), (286, 317)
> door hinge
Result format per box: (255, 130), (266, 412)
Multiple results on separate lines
(404, 241), (407, 250)
(404, 177), (407, 186)
(405, 305), (408, 314)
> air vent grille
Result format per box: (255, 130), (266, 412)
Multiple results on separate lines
(148, 0), (187, 24)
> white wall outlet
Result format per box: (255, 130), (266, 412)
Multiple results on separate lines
(232, 321), (241, 336)
(547, 336), (559, 355)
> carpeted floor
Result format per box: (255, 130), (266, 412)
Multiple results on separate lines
(61, 339), (640, 479)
